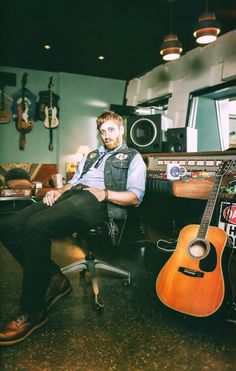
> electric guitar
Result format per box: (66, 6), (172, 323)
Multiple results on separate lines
(44, 76), (59, 151)
(156, 160), (234, 318)
(0, 83), (11, 124)
(16, 73), (33, 150)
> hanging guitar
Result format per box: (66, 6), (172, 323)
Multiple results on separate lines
(44, 76), (59, 151)
(16, 73), (33, 150)
(156, 160), (234, 318)
(0, 83), (11, 124)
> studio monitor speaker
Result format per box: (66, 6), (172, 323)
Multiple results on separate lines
(126, 114), (172, 153)
(166, 127), (197, 153)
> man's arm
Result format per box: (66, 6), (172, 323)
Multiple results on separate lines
(44, 156), (87, 206)
(87, 188), (139, 205)
(104, 189), (139, 206)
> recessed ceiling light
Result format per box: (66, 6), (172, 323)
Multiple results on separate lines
(44, 44), (51, 50)
(98, 55), (105, 60)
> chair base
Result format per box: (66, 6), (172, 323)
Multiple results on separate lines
(61, 252), (131, 310)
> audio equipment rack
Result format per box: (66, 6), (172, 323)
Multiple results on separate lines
(144, 151), (236, 179)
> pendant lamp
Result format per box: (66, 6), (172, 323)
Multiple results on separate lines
(193, 1), (220, 45)
(160, 0), (183, 61)
(160, 34), (183, 61)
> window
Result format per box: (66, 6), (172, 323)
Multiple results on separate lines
(187, 80), (236, 151)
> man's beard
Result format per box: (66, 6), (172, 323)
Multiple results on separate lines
(104, 137), (121, 150)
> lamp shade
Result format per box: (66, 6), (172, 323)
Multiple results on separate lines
(160, 34), (183, 61)
(193, 12), (220, 45)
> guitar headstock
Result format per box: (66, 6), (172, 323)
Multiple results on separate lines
(48, 76), (54, 90)
(22, 73), (28, 89)
(217, 160), (234, 177)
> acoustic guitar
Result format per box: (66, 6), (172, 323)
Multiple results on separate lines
(0, 83), (11, 124)
(16, 73), (33, 150)
(44, 76), (59, 151)
(156, 160), (234, 318)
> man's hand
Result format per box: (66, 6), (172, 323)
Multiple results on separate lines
(43, 190), (62, 206)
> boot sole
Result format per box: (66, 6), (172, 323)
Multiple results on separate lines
(0, 316), (48, 346)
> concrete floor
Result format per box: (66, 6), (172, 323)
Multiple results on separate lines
(0, 232), (236, 371)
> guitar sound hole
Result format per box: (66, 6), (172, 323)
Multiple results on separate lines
(188, 239), (210, 260)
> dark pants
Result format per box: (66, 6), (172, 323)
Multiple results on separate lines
(0, 189), (107, 312)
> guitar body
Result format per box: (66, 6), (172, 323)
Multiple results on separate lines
(14, 73), (34, 150)
(43, 77), (59, 151)
(0, 104), (11, 124)
(16, 104), (33, 133)
(44, 106), (59, 128)
(156, 224), (233, 317)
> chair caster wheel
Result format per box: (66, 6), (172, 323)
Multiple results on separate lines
(94, 294), (104, 311)
(122, 278), (130, 287)
(94, 301), (104, 311)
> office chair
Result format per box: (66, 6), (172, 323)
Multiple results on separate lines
(61, 218), (131, 310)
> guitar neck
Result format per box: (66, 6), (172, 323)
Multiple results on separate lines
(198, 175), (223, 238)
(21, 73), (27, 111)
(50, 85), (52, 109)
(48, 78), (53, 121)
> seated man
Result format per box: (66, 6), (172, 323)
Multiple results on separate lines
(0, 110), (146, 346)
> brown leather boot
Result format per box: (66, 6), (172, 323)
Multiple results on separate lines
(0, 310), (48, 346)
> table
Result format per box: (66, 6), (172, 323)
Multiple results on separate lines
(0, 196), (40, 215)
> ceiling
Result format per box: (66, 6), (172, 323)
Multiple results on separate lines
(1, 0), (235, 81)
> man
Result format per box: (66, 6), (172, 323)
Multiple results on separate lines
(0, 110), (146, 345)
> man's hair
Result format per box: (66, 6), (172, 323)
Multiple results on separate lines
(96, 111), (123, 129)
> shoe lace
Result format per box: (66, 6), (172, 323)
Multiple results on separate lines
(16, 314), (27, 327)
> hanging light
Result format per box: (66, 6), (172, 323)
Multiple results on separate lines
(160, 1), (183, 61)
(160, 34), (183, 61)
(193, 1), (220, 45)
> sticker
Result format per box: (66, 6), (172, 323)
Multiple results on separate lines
(115, 153), (128, 160)
(89, 152), (97, 159)
(219, 202), (236, 248)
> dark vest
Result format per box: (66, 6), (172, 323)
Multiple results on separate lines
(80, 142), (138, 219)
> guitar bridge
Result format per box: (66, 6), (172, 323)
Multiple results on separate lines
(178, 267), (204, 278)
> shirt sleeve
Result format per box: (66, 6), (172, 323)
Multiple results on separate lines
(68, 156), (87, 186)
(126, 153), (146, 204)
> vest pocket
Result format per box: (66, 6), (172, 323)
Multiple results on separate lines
(111, 160), (129, 169)
(109, 161), (129, 190)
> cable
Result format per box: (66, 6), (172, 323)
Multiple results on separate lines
(156, 238), (177, 252)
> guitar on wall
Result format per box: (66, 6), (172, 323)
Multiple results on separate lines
(0, 83), (11, 124)
(16, 73), (33, 150)
(44, 76), (59, 151)
(156, 160), (234, 318)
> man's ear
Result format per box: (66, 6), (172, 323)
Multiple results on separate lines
(120, 125), (124, 135)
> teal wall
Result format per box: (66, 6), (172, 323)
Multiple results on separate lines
(0, 66), (126, 174)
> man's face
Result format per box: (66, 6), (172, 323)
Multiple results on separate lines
(99, 120), (124, 150)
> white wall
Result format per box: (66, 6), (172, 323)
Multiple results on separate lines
(126, 30), (236, 128)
